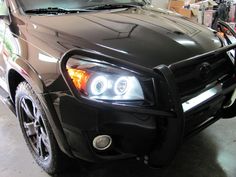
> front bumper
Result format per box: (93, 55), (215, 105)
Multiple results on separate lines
(53, 93), (158, 162)
(52, 44), (236, 166)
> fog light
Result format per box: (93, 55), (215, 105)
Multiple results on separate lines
(93, 135), (112, 150)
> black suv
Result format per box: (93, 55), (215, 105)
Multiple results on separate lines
(0, 0), (236, 174)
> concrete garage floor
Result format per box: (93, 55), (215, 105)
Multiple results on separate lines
(0, 101), (236, 177)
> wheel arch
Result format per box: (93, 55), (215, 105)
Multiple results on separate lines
(7, 59), (73, 157)
(8, 69), (28, 102)
(7, 59), (46, 102)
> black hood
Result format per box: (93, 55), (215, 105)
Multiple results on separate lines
(29, 6), (222, 69)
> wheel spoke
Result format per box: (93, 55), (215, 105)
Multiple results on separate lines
(37, 135), (44, 158)
(41, 128), (50, 151)
(21, 98), (35, 120)
(33, 104), (40, 120)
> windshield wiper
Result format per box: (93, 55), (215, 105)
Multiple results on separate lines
(24, 7), (91, 14)
(84, 2), (145, 10)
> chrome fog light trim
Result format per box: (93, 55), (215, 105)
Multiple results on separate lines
(93, 135), (112, 150)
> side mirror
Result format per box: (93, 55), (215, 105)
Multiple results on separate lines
(0, 0), (9, 17)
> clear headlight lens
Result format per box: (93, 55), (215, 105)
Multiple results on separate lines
(67, 60), (144, 101)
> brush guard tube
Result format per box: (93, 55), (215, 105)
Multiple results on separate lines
(59, 43), (236, 166)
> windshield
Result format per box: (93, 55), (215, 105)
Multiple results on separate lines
(17, 0), (146, 11)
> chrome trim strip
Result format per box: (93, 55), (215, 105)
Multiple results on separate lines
(182, 85), (222, 112)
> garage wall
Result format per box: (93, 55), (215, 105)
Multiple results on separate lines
(151, 0), (169, 8)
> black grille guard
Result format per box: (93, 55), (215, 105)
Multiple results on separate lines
(59, 43), (236, 117)
(59, 43), (236, 167)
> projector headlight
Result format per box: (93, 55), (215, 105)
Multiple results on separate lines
(67, 60), (144, 101)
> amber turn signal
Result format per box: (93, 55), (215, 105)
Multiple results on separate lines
(67, 68), (90, 94)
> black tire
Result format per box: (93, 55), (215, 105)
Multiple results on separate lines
(15, 81), (68, 174)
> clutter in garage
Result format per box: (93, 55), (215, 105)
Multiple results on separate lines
(168, 0), (236, 30)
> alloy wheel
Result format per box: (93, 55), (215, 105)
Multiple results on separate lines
(20, 96), (51, 161)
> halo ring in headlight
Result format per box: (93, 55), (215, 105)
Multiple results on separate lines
(90, 75), (108, 96)
(114, 77), (129, 95)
